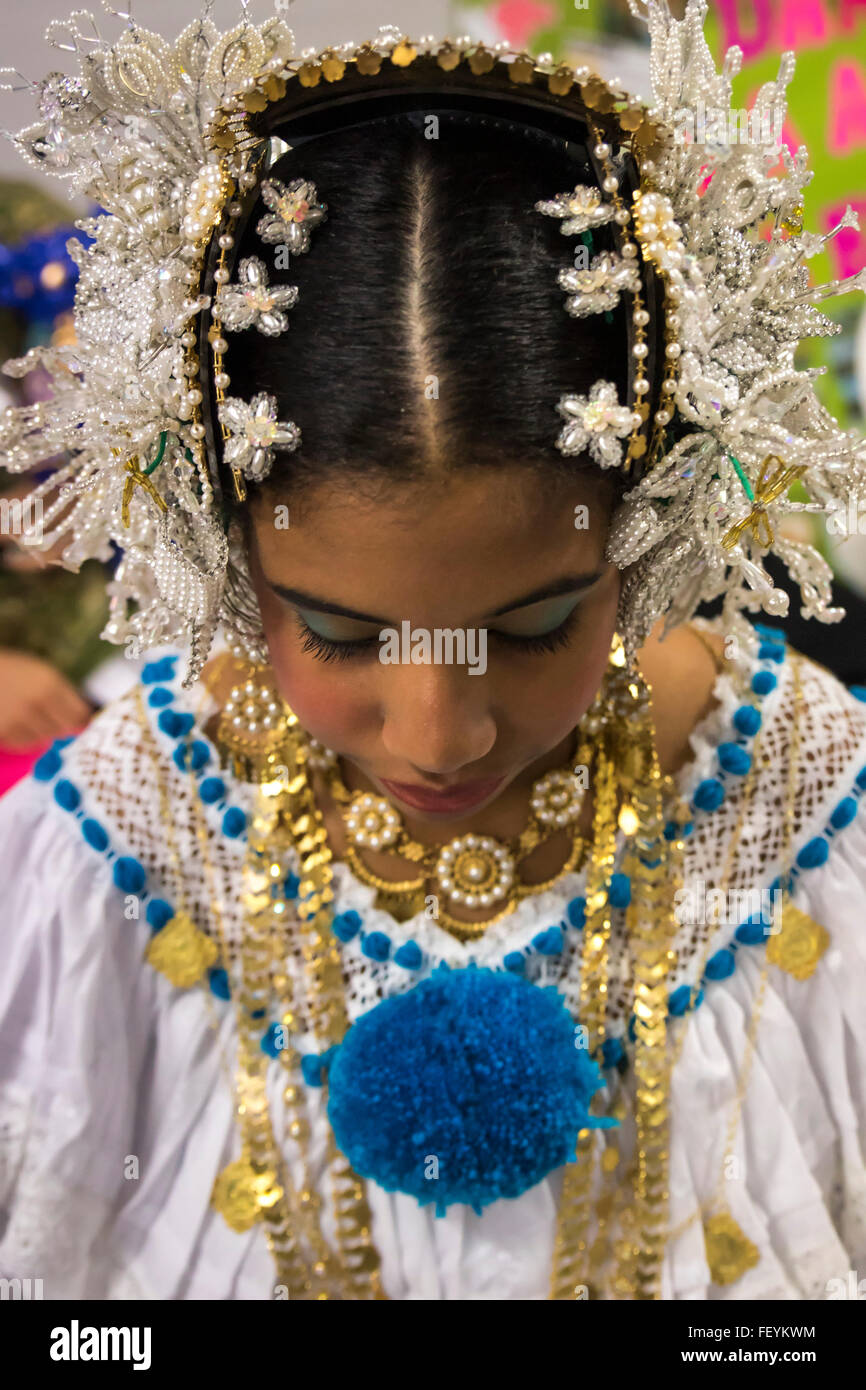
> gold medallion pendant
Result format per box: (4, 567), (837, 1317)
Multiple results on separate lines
(703, 1212), (761, 1286)
(211, 1157), (284, 1234)
(766, 902), (830, 980)
(145, 910), (219, 988)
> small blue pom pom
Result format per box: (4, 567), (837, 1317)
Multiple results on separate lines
(157, 709), (182, 737)
(718, 741), (751, 776)
(850, 686), (866, 703)
(284, 872), (300, 899)
(173, 739), (210, 772)
(53, 778), (80, 811)
(146, 899), (174, 931)
(113, 856), (146, 894)
(199, 776), (225, 804)
(503, 952), (526, 974)
(301, 1053), (326, 1087)
(856, 766), (866, 791)
(752, 670), (777, 696)
(142, 656), (177, 684)
(758, 643), (785, 663)
(668, 984), (703, 1016)
(796, 836), (829, 870)
(532, 926), (563, 955)
(331, 910), (362, 942)
(830, 797), (858, 830)
(753, 623), (785, 644)
(221, 807), (246, 838)
(189, 740), (210, 769)
(704, 948), (736, 981)
(81, 818), (109, 852)
(608, 873), (631, 909)
(209, 968), (231, 1000)
(147, 686), (173, 707)
(362, 931), (391, 962)
(33, 748), (62, 781)
(735, 914), (768, 946)
(601, 1036), (625, 1068)
(394, 941), (423, 970)
(261, 1022), (286, 1058)
(566, 896), (586, 929)
(693, 778), (725, 812)
(733, 704), (761, 736)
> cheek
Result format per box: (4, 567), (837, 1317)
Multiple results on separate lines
(502, 582), (619, 745)
(261, 604), (377, 751)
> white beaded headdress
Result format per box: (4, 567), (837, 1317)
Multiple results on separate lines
(1, 0), (865, 681)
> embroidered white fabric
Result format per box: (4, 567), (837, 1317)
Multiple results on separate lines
(0, 619), (865, 1299)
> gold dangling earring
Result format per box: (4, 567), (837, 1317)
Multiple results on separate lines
(597, 631), (652, 836)
(213, 643), (297, 783)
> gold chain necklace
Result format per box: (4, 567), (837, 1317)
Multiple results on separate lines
(310, 673), (626, 939)
(322, 728), (594, 938)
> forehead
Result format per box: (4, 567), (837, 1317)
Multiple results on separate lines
(251, 466), (615, 617)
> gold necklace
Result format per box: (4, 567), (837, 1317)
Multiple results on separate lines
(322, 731), (593, 938)
(310, 657), (634, 938)
(213, 647), (624, 940)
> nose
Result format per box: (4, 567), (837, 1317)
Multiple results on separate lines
(379, 663), (497, 778)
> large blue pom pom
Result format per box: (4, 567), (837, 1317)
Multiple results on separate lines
(327, 966), (610, 1215)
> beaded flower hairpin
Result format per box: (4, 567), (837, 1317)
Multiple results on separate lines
(213, 175), (327, 490)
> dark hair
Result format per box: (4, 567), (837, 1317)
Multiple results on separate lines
(224, 110), (632, 501)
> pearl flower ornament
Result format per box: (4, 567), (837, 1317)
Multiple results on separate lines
(557, 251), (641, 317)
(555, 381), (641, 467)
(535, 185), (617, 235)
(216, 257), (299, 336)
(218, 393), (300, 483)
(257, 178), (328, 253)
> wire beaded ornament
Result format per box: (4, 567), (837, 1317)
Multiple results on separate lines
(0, 0), (865, 685)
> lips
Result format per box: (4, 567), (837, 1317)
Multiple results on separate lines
(379, 775), (505, 816)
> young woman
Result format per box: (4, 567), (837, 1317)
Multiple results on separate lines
(0, 4), (864, 1300)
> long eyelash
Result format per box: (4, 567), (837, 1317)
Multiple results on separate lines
(492, 606), (581, 656)
(295, 615), (378, 664)
(295, 609), (580, 664)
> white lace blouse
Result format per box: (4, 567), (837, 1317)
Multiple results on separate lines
(1, 618), (865, 1300)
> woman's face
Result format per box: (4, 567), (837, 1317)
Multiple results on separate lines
(248, 466), (620, 823)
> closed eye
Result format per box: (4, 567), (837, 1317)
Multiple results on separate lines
(292, 602), (584, 664)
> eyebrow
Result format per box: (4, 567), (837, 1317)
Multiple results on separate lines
(266, 571), (605, 626)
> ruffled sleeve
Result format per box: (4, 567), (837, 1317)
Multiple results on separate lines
(0, 774), (150, 1295)
(664, 732), (866, 1299)
(0, 755), (269, 1299)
